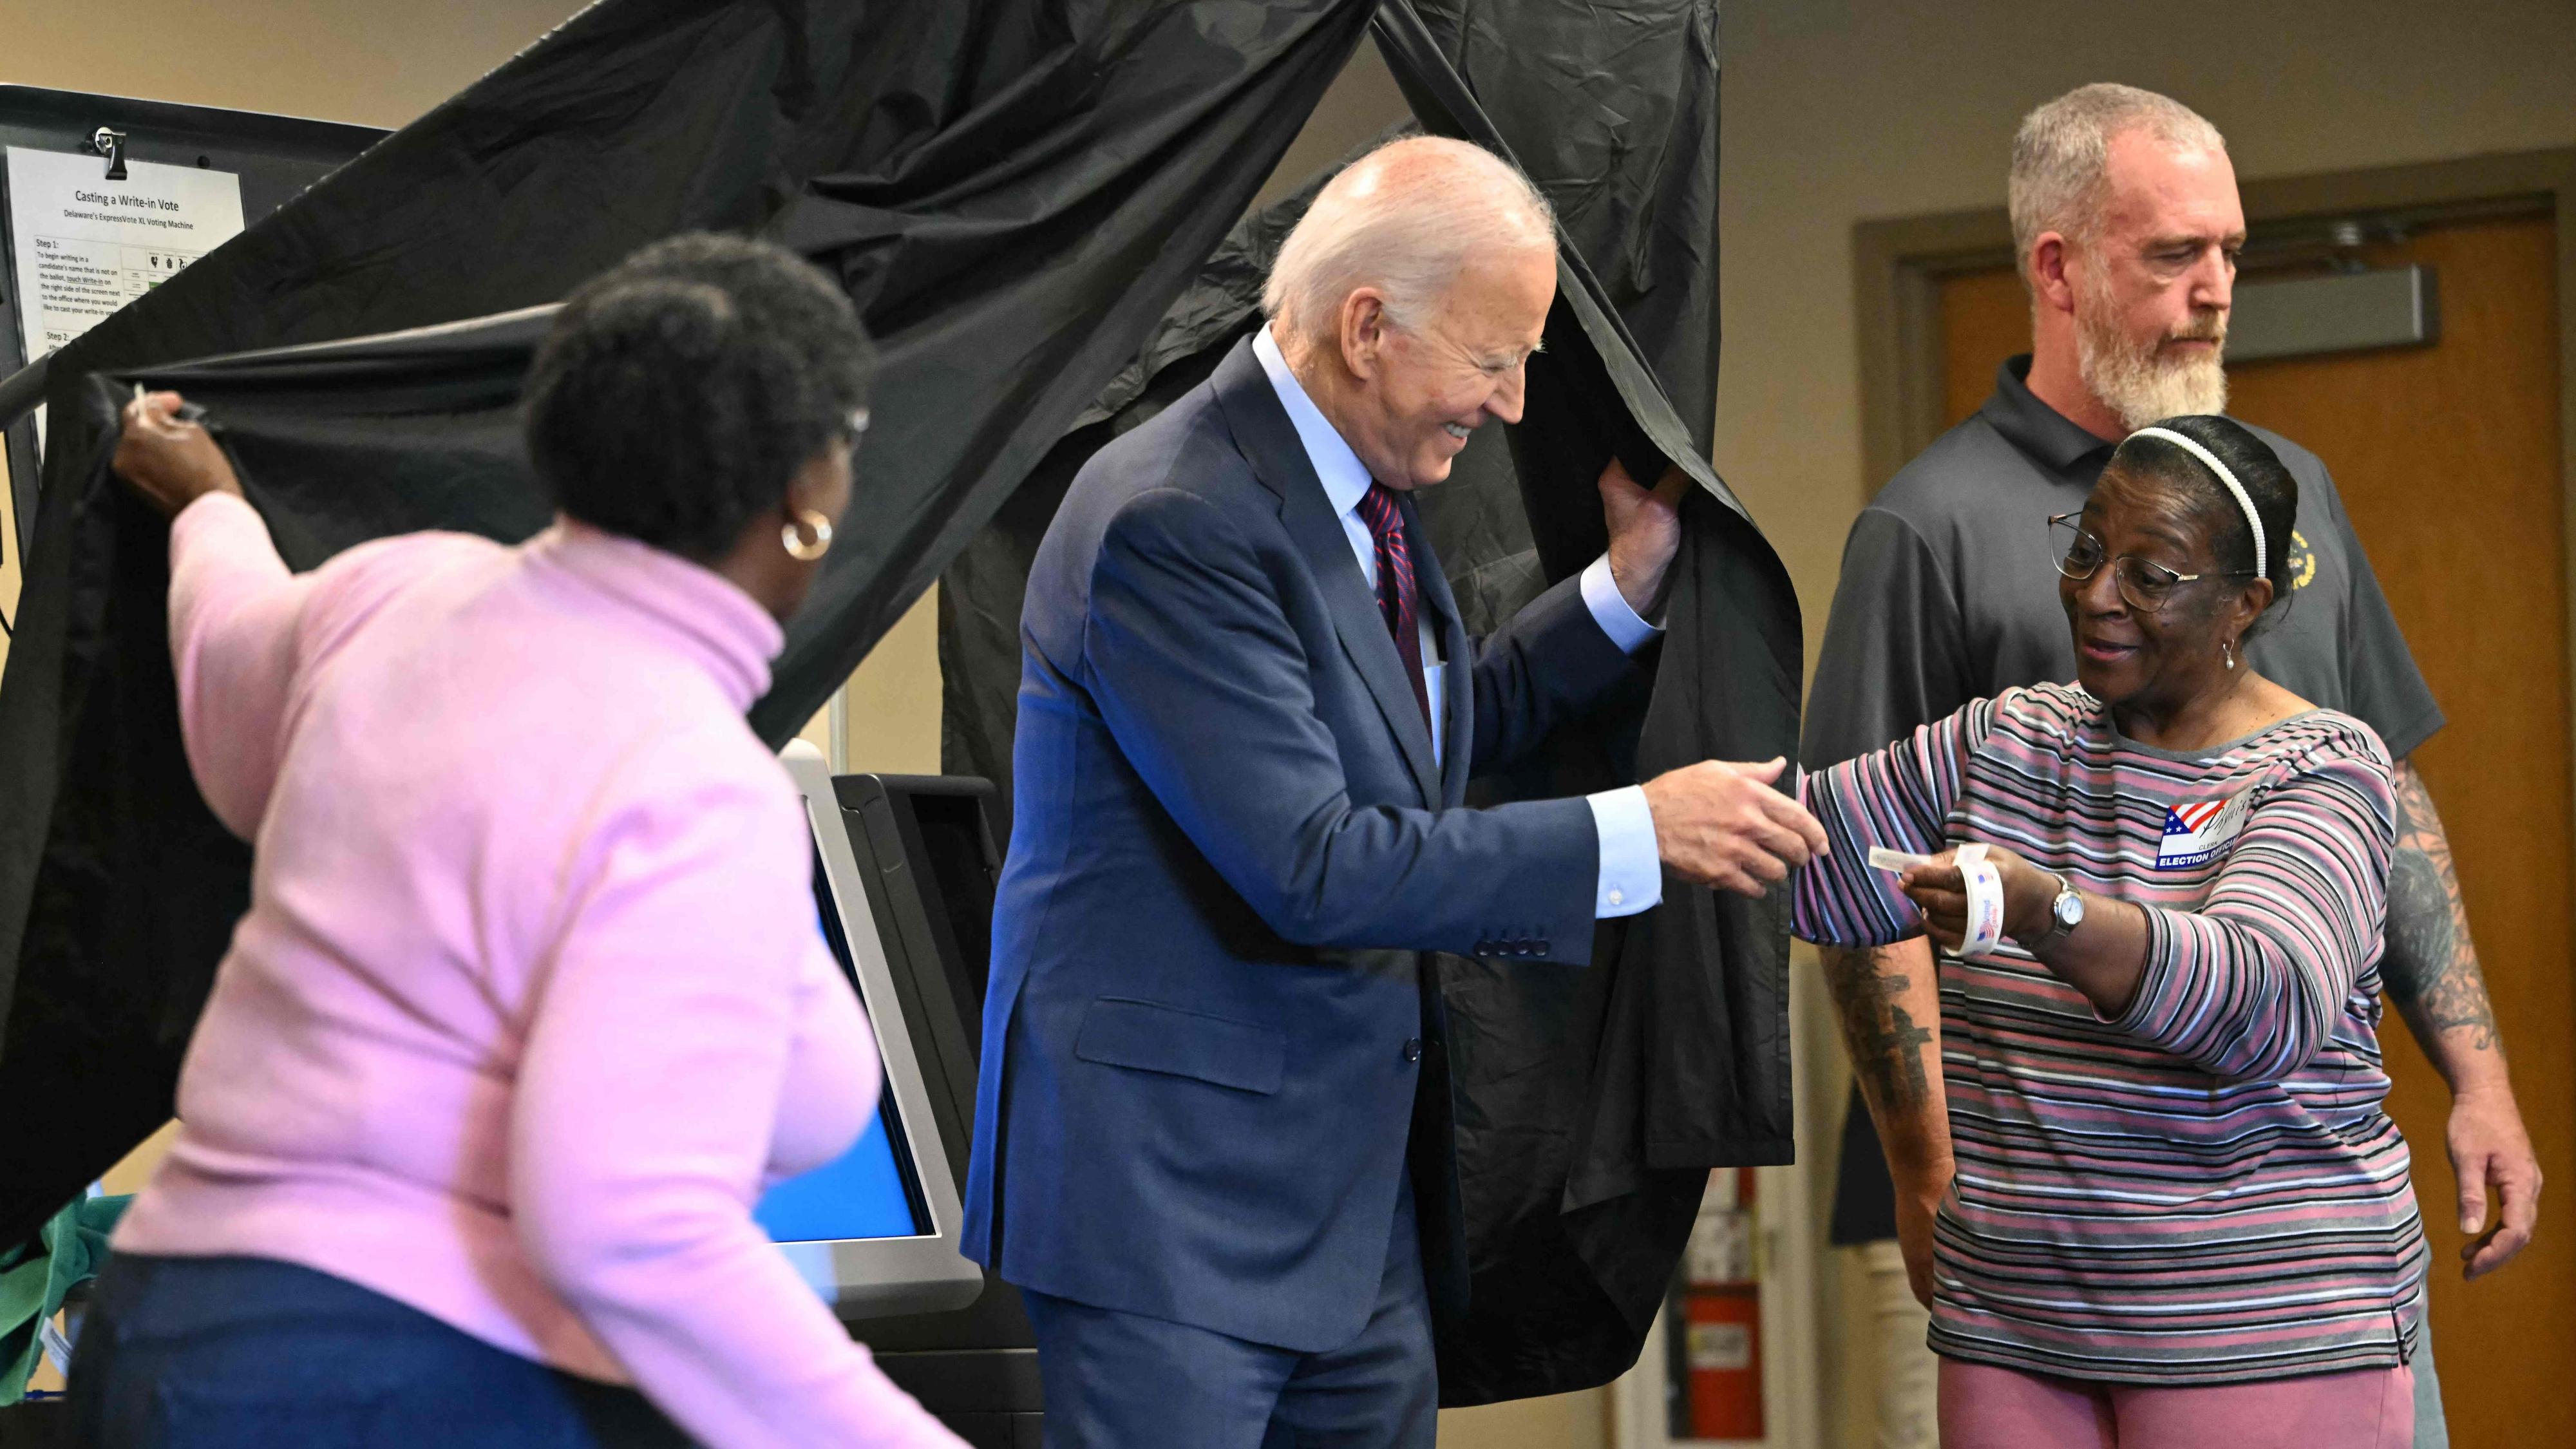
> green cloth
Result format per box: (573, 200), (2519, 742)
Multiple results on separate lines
(1, 1194), (128, 1403)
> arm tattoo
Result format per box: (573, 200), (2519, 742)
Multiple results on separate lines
(2382, 761), (2501, 1054)
(1823, 945), (1935, 1110)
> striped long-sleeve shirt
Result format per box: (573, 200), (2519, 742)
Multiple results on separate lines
(1792, 683), (2427, 1385)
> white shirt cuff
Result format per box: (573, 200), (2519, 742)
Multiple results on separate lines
(1579, 554), (1662, 654)
(1587, 786), (1663, 918)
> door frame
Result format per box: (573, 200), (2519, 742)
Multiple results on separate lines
(1853, 142), (2576, 797)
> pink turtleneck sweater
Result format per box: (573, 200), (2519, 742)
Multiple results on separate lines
(111, 493), (958, 1448)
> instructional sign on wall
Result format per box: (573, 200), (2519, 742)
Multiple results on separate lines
(6, 145), (245, 368)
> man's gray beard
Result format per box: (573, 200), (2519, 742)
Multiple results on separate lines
(2076, 296), (2228, 431)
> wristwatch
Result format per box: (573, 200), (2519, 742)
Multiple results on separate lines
(2027, 873), (2085, 950)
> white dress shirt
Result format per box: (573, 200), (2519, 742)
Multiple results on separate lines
(1253, 325), (1663, 920)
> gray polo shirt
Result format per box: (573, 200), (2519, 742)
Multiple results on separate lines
(1803, 355), (2444, 773)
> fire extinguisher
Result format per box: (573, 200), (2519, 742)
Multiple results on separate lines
(1683, 1284), (1763, 1438)
(1682, 1168), (1763, 1439)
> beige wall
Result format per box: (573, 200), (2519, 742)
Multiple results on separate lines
(791, 587), (943, 775)
(1, 2), (583, 130)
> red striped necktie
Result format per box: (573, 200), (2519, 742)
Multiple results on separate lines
(1355, 482), (1431, 727)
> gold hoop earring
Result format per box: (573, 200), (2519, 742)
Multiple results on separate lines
(782, 509), (833, 563)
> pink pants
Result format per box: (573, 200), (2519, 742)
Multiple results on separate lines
(1938, 1357), (2414, 1449)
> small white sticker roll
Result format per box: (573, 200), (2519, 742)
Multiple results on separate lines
(1953, 843), (2006, 958)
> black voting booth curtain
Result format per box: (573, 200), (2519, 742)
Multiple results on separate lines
(940, 1), (1797, 1403)
(0, 0), (1794, 1405)
(949, 0), (1734, 806)
(0, 0), (1376, 1248)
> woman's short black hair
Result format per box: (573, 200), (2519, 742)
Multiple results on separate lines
(2108, 414), (2300, 618)
(524, 233), (875, 562)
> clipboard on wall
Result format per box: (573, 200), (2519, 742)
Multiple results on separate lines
(0, 84), (385, 574)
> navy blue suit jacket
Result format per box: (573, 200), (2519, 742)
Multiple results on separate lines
(962, 338), (1638, 1352)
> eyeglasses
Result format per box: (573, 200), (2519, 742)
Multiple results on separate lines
(2049, 513), (2252, 613)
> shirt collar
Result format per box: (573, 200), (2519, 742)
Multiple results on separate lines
(1253, 322), (1376, 518)
(1980, 354), (2119, 475)
(529, 518), (782, 712)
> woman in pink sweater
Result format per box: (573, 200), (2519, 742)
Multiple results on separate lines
(66, 236), (963, 1449)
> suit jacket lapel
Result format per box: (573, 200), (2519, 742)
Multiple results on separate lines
(1399, 492), (1475, 809)
(1211, 341), (1441, 804)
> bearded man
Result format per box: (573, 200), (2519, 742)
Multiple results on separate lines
(1804, 82), (2542, 1449)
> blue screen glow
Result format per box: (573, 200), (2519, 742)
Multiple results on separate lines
(755, 1106), (922, 1242)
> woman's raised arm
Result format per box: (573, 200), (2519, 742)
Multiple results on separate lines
(116, 394), (315, 839)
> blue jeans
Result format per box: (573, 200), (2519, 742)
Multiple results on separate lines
(66, 1254), (690, 1448)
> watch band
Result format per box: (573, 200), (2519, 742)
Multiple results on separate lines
(2027, 873), (2080, 950)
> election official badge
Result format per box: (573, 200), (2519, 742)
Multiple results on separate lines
(2155, 789), (2253, 870)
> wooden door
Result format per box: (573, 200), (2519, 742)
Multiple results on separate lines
(1935, 214), (2575, 1443)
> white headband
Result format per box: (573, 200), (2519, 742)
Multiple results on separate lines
(2125, 426), (2266, 579)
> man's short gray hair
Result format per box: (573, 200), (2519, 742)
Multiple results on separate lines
(1263, 135), (1555, 341)
(2009, 84), (2228, 281)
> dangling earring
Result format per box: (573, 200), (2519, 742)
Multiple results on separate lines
(2223, 639), (2237, 670)
(782, 508), (833, 562)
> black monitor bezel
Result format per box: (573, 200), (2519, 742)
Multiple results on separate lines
(775, 743), (983, 1319)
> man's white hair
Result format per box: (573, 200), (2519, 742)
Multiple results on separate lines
(2009, 83), (2228, 284)
(1262, 135), (1556, 341)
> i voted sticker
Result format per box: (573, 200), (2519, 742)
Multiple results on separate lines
(2155, 788), (2253, 870)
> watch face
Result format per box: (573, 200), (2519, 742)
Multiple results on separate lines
(2055, 890), (2086, 929)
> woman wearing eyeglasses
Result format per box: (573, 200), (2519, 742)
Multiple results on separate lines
(1793, 414), (2425, 1448)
